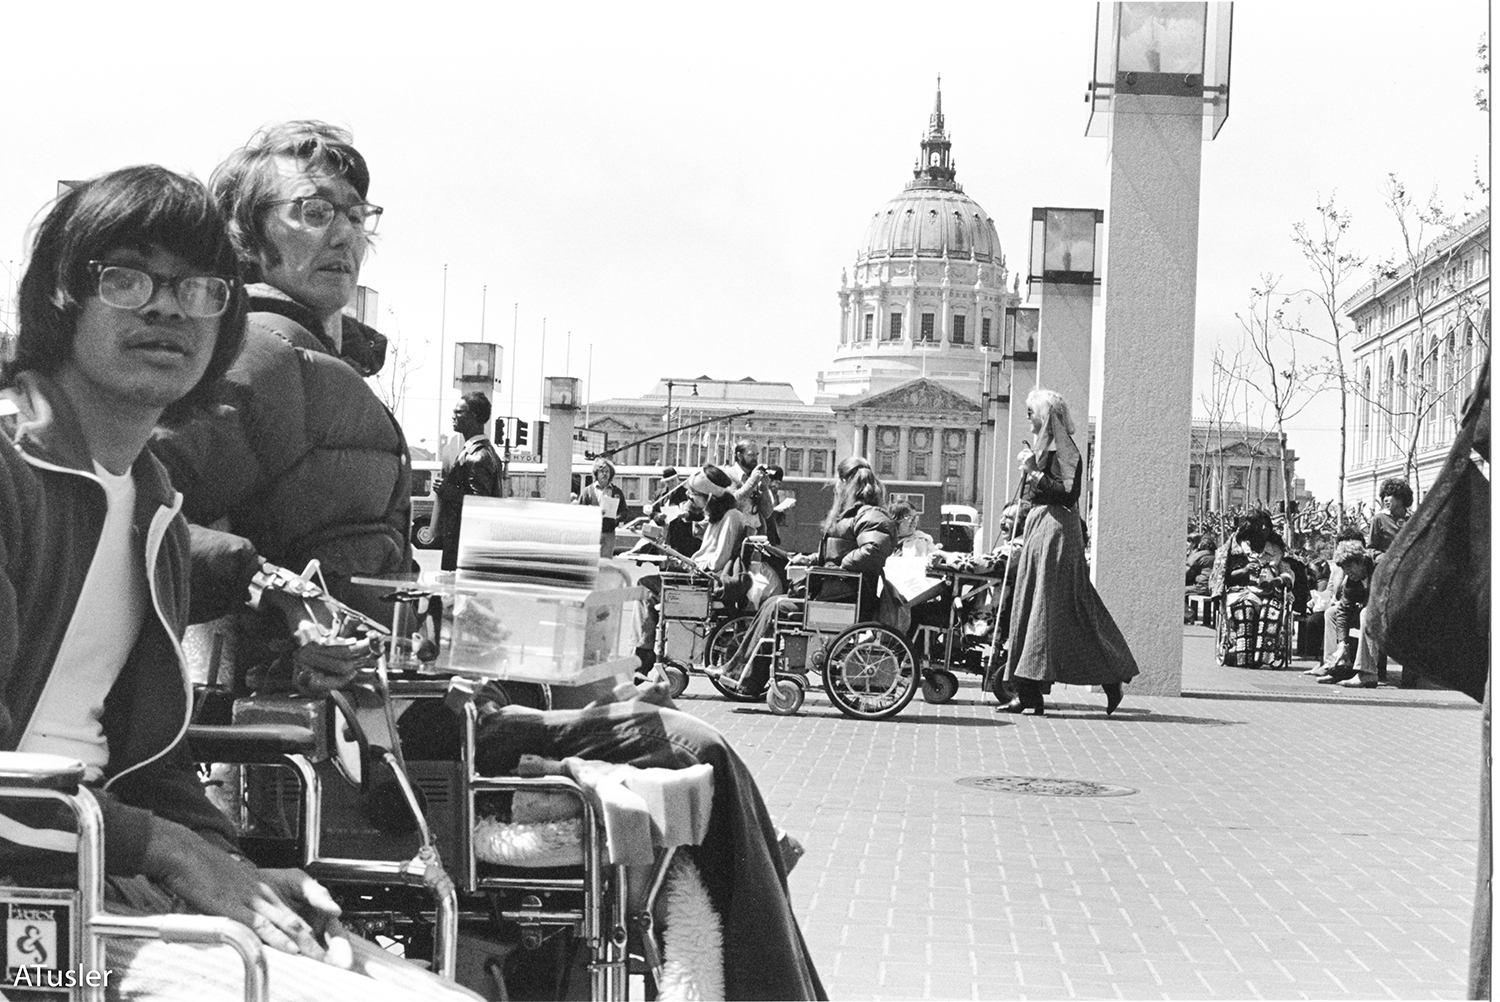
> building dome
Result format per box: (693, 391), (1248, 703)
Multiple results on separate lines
(817, 80), (1016, 406)
(859, 188), (1002, 264)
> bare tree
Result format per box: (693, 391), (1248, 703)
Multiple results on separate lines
(1288, 196), (1366, 524)
(1198, 342), (1245, 514)
(368, 306), (429, 428)
(1475, 33), (1489, 114)
(1233, 276), (1320, 517)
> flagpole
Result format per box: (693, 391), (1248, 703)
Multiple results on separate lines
(436, 263), (447, 459)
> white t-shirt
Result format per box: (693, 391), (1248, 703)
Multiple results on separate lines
(19, 463), (148, 780)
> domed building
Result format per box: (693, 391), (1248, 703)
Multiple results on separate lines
(582, 84), (1013, 523)
(817, 83), (1018, 401)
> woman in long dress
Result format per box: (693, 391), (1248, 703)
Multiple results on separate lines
(1001, 388), (1139, 716)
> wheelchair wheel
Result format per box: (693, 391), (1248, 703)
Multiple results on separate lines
(662, 660), (690, 699)
(822, 624), (918, 720)
(921, 669), (960, 704)
(985, 647), (1009, 703)
(767, 678), (805, 715)
(706, 614), (759, 701)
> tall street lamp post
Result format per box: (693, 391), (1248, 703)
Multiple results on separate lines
(1087, 1), (1232, 696)
(1029, 206), (1104, 522)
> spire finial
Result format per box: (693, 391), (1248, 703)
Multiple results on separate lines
(910, 79), (960, 192)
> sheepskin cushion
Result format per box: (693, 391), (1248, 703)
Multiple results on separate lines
(473, 814), (585, 868)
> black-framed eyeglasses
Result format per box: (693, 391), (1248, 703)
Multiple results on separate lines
(265, 196), (383, 234)
(88, 262), (236, 319)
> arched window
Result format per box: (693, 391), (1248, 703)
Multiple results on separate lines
(1464, 320), (1476, 394)
(1398, 350), (1410, 442)
(1382, 357), (1395, 457)
(1444, 329), (1457, 433)
(1360, 366), (1372, 463)
(1423, 336), (1439, 447)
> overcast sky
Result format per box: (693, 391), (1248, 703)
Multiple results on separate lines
(0, 1), (1487, 500)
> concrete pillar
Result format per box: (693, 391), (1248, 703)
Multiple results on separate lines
(1091, 94), (1205, 697)
(545, 402), (576, 502)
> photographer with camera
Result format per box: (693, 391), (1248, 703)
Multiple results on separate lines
(728, 439), (779, 544)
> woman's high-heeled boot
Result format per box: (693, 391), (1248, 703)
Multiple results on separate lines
(1018, 678), (1045, 716)
(1103, 683), (1123, 717)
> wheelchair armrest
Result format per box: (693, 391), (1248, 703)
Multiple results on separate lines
(91, 914), (268, 1002)
(186, 724), (318, 764)
(0, 751), (87, 791)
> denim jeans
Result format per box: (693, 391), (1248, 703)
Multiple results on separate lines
(474, 700), (826, 1001)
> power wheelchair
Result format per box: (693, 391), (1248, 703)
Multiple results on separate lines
(184, 558), (714, 1001)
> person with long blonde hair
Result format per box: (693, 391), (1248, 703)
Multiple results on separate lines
(710, 456), (896, 695)
(1001, 387), (1138, 716)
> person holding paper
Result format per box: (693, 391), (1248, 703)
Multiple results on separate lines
(887, 499), (934, 558)
(576, 456), (629, 557)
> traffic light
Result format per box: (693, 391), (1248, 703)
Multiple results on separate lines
(514, 419), (529, 449)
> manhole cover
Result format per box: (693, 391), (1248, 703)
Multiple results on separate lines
(957, 775), (1138, 797)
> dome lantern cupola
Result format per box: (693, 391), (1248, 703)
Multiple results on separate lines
(910, 76), (959, 192)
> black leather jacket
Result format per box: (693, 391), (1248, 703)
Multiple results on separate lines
(1023, 454), (1083, 509)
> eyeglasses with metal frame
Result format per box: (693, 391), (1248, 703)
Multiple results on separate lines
(87, 262), (237, 319)
(265, 195), (383, 234)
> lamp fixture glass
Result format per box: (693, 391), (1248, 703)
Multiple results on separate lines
(1028, 207), (1105, 291)
(1086, 2), (1233, 142)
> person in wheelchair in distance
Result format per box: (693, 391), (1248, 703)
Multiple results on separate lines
(707, 456), (897, 696)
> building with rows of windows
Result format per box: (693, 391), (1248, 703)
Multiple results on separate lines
(580, 84), (1316, 525)
(1344, 207), (1489, 502)
(1188, 420), (1310, 515)
(583, 84), (1014, 509)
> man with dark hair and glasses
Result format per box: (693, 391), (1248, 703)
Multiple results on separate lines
(0, 166), (474, 1000)
(151, 121), (413, 682)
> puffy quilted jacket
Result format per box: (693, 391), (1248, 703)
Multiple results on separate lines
(151, 287), (413, 622)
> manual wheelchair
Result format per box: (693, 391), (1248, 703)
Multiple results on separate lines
(639, 546), (764, 701)
(706, 562), (925, 721)
(1214, 577), (1295, 670)
(905, 565), (1011, 705)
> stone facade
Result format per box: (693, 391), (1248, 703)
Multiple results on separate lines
(818, 83), (1018, 402)
(1188, 420), (1308, 514)
(1344, 208), (1490, 502)
(581, 85), (1005, 508)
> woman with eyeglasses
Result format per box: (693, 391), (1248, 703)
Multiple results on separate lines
(152, 121), (412, 678)
(1000, 388), (1138, 717)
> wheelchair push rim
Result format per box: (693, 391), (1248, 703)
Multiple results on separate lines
(821, 624), (919, 720)
(705, 614), (761, 701)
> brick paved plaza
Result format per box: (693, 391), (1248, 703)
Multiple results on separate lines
(677, 629), (1484, 1000)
